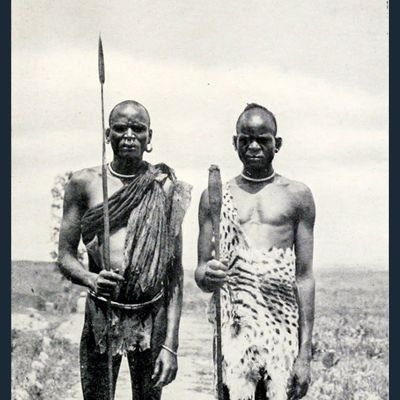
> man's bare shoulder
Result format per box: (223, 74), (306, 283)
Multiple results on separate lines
(278, 175), (315, 216)
(70, 166), (101, 183)
(66, 166), (102, 197)
(277, 175), (312, 196)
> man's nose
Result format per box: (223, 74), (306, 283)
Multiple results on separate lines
(124, 128), (136, 139)
(248, 139), (261, 150)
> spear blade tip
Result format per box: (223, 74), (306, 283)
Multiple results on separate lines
(98, 35), (105, 84)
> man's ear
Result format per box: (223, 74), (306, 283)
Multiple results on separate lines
(275, 137), (283, 151)
(233, 135), (238, 151)
(148, 129), (153, 143)
(105, 128), (111, 143)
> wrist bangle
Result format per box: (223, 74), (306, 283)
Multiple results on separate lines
(162, 344), (178, 357)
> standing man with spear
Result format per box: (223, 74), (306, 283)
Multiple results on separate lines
(57, 37), (191, 400)
(195, 103), (315, 400)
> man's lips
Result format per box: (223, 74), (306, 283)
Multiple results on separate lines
(120, 144), (137, 150)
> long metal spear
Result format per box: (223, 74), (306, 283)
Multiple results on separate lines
(98, 35), (114, 400)
(208, 165), (224, 400)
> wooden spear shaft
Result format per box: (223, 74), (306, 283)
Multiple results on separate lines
(98, 35), (114, 400)
(208, 165), (224, 400)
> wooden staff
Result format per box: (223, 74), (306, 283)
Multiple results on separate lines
(208, 165), (224, 400)
(98, 35), (114, 400)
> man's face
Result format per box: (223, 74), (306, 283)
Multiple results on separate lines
(234, 112), (280, 172)
(107, 104), (151, 160)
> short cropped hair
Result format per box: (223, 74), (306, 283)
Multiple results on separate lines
(236, 103), (277, 135)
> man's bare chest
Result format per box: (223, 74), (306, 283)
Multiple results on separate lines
(231, 186), (297, 226)
(86, 177), (125, 209)
(85, 174), (171, 210)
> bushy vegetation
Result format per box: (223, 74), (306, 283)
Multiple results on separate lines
(12, 328), (80, 400)
(306, 269), (388, 400)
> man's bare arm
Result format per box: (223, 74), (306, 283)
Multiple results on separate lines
(288, 184), (316, 400)
(195, 189), (227, 292)
(164, 231), (184, 352)
(57, 173), (123, 294)
(57, 173), (97, 289)
(152, 231), (184, 387)
(294, 185), (316, 363)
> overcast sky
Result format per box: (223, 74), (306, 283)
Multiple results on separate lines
(12, 0), (388, 269)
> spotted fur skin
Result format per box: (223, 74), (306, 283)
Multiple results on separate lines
(209, 185), (299, 400)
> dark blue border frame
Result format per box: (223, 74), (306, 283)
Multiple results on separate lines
(1, 0), (11, 397)
(3, 1), (394, 399)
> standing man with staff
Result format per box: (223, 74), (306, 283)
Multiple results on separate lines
(196, 103), (315, 400)
(57, 41), (191, 400)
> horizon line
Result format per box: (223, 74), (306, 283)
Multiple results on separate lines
(11, 259), (388, 271)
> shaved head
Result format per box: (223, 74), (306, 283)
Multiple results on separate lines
(109, 100), (151, 127)
(106, 100), (153, 161)
(236, 103), (277, 135)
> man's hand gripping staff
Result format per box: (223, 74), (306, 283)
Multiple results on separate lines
(208, 165), (224, 400)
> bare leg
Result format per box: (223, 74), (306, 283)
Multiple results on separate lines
(223, 384), (230, 400)
(255, 379), (268, 400)
(222, 380), (268, 400)
(127, 349), (162, 400)
(80, 316), (122, 400)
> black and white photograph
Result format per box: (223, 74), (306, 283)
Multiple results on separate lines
(11, 1), (388, 399)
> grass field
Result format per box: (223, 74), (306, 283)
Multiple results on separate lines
(12, 261), (388, 400)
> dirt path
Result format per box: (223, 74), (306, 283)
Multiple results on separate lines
(56, 298), (214, 400)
